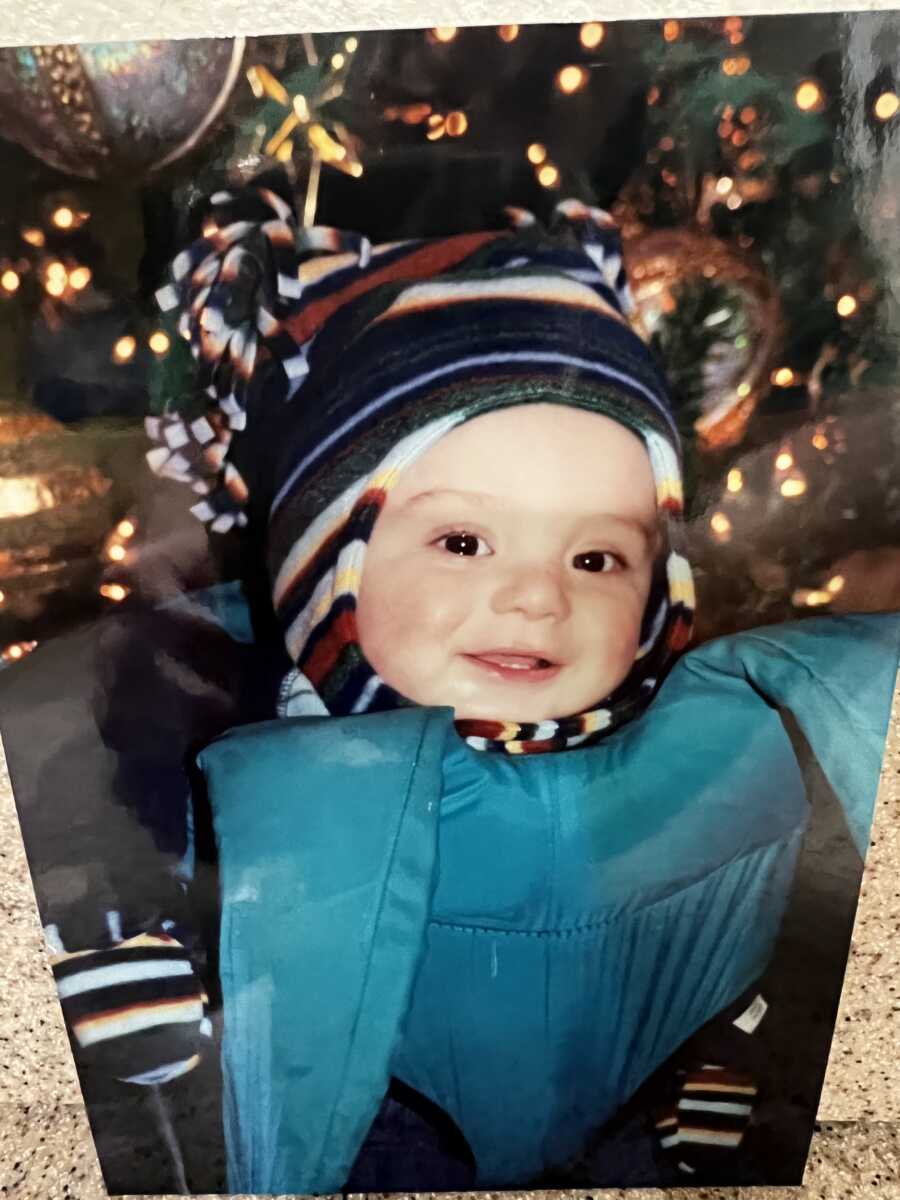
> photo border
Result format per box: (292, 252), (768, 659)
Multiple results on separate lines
(0, 6), (898, 1195)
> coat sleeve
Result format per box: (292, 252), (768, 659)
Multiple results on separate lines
(644, 617), (881, 1184)
(0, 583), (287, 1083)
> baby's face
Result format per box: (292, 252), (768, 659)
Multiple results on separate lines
(356, 404), (660, 722)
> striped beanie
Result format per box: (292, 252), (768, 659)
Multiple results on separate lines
(146, 174), (695, 754)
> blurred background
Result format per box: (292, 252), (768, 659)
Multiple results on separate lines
(0, 12), (898, 661)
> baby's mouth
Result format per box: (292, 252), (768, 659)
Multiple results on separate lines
(462, 650), (562, 683)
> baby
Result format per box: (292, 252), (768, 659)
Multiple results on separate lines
(141, 175), (891, 1195)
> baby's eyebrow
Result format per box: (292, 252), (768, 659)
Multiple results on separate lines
(403, 488), (493, 507)
(608, 514), (662, 548)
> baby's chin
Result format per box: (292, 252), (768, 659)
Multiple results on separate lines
(448, 680), (623, 725)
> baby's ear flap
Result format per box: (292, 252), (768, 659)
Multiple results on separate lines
(145, 169), (375, 534)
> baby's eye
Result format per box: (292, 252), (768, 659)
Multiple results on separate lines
(572, 551), (625, 573)
(437, 532), (492, 557)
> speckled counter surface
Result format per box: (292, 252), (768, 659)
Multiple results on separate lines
(2, 1112), (900, 1198)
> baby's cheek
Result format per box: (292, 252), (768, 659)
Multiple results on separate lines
(594, 597), (643, 674)
(358, 568), (449, 673)
(357, 594), (408, 675)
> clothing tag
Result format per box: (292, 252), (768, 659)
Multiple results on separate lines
(733, 993), (768, 1034)
(278, 667), (330, 718)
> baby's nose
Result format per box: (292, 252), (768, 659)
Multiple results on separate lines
(491, 564), (571, 620)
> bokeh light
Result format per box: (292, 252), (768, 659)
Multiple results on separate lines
(557, 65), (588, 94)
(795, 80), (824, 111)
(580, 22), (605, 48)
(874, 91), (900, 121)
(113, 335), (137, 363)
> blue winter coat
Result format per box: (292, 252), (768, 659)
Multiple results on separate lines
(198, 612), (900, 1194)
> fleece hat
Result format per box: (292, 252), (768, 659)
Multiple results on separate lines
(146, 173), (694, 753)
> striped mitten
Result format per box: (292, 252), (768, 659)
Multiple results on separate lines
(654, 1063), (759, 1177)
(48, 925), (211, 1085)
(654, 988), (768, 1178)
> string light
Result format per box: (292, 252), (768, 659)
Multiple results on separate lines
(3, 641), (37, 662)
(874, 91), (900, 121)
(113, 335), (137, 363)
(710, 511), (732, 540)
(45, 275), (67, 297)
(647, 85), (660, 105)
(826, 574), (845, 594)
(100, 583), (130, 602)
(716, 176), (734, 195)
(780, 476), (807, 498)
(1, 269), (19, 293)
(795, 80), (824, 112)
(108, 543), (127, 562)
(0, 589), (5, 605)
(431, 26), (457, 42)
(498, 24), (519, 42)
(724, 15), (744, 44)
(22, 227), (45, 247)
(775, 449), (794, 470)
(580, 22), (605, 48)
(527, 143), (547, 165)
(393, 103), (434, 125)
(69, 266), (92, 291)
(726, 192), (742, 210)
(736, 381), (751, 397)
(663, 19), (681, 42)
(811, 428), (829, 451)
(726, 469), (743, 493)
(445, 111), (468, 137)
(793, 588), (832, 607)
(771, 367), (795, 387)
(52, 206), (75, 229)
(117, 518), (136, 539)
(722, 56), (751, 77)
(836, 293), (858, 317)
(537, 164), (560, 188)
(740, 106), (757, 125)
(148, 330), (171, 355)
(46, 261), (67, 282)
(344, 36), (359, 52)
(556, 65), (588, 95)
(426, 115), (446, 141)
